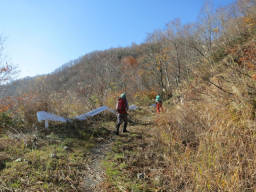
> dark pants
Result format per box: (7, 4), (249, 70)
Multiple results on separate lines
(116, 113), (128, 134)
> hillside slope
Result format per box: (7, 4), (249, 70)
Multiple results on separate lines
(102, 35), (256, 191)
(0, 1), (255, 191)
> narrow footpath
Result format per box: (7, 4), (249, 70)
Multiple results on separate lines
(81, 107), (155, 192)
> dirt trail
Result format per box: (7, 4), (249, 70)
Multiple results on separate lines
(79, 139), (113, 192)
(79, 108), (155, 191)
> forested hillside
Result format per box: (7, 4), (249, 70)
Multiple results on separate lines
(1, 1), (255, 117)
(0, 0), (255, 191)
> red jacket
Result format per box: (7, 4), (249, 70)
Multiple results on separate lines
(116, 97), (129, 114)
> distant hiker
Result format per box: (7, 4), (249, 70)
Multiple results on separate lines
(155, 95), (163, 113)
(116, 93), (129, 135)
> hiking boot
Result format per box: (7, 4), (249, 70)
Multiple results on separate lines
(116, 131), (119, 135)
(123, 130), (129, 133)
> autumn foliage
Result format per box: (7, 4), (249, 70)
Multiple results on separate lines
(0, 0), (255, 190)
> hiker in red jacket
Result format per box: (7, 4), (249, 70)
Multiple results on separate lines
(115, 93), (129, 135)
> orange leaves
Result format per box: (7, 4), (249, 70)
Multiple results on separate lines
(121, 56), (138, 69)
(120, 56), (140, 91)
(245, 61), (255, 70)
(252, 74), (256, 80)
(240, 43), (256, 70)
(231, 41), (256, 71)
(212, 27), (219, 33)
(243, 16), (256, 25)
(242, 16), (256, 32)
(0, 67), (8, 73)
(0, 64), (13, 84)
(0, 106), (9, 113)
(0, 97), (14, 113)
(0, 65), (12, 73)
(120, 56), (139, 82)
(243, 17), (251, 24)
(0, 93), (38, 114)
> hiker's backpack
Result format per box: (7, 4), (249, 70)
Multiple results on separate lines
(117, 98), (126, 114)
(156, 95), (161, 102)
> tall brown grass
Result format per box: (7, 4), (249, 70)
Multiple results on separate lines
(153, 39), (256, 191)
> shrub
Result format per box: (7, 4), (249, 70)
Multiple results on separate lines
(0, 112), (24, 134)
(134, 90), (157, 105)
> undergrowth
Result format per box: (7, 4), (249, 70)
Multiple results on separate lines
(0, 114), (113, 191)
(101, 34), (256, 191)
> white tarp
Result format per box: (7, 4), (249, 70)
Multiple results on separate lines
(75, 104), (137, 121)
(75, 106), (115, 120)
(37, 111), (67, 123)
(129, 104), (137, 110)
(37, 105), (137, 128)
(75, 104), (136, 120)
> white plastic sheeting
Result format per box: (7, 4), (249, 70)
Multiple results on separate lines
(37, 111), (68, 128)
(37, 104), (137, 128)
(129, 105), (137, 110)
(75, 106), (115, 120)
(74, 104), (136, 120)
(37, 111), (67, 123)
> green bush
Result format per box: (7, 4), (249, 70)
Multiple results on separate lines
(0, 112), (24, 133)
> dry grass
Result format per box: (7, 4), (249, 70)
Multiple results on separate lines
(102, 35), (256, 191)
(152, 38), (256, 191)
(0, 113), (114, 192)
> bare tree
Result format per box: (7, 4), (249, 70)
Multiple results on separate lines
(0, 36), (17, 94)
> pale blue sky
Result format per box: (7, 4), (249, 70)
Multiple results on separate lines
(0, 0), (235, 78)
